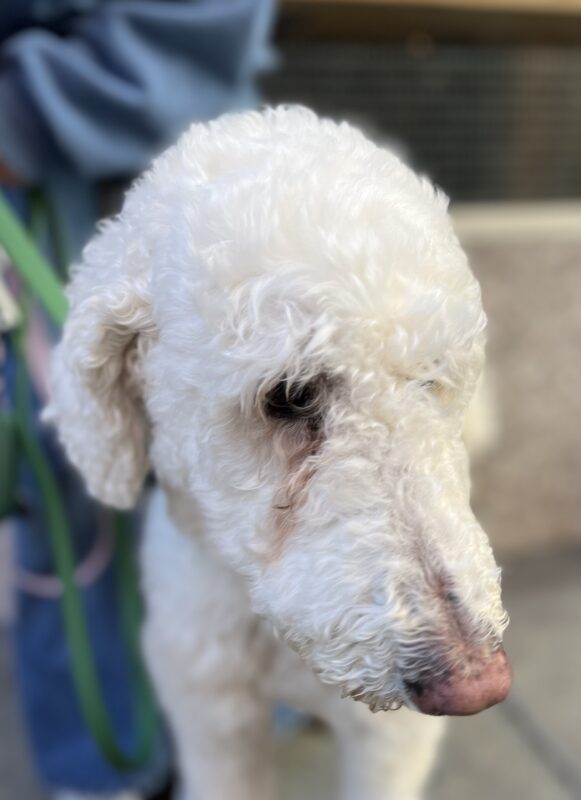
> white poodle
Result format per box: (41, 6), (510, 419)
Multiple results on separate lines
(46, 107), (512, 800)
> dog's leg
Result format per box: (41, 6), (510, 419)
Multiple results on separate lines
(141, 492), (276, 800)
(332, 705), (446, 800)
(155, 674), (275, 800)
(143, 594), (276, 800)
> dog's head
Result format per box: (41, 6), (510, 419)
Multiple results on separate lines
(47, 107), (510, 715)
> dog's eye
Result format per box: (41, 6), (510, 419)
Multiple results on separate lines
(264, 380), (320, 422)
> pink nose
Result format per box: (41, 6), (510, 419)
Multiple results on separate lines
(407, 648), (512, 716)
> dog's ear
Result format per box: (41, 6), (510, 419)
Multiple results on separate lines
(44, 218), (155, 509)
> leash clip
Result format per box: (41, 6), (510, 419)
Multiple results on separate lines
(0, 251), (22, 332)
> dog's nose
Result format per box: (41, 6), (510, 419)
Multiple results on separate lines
(406, 648), (512, 716)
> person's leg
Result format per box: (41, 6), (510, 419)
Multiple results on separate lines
(12, 412), (171, 796)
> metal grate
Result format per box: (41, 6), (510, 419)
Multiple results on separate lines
(262, 43), (581, 202)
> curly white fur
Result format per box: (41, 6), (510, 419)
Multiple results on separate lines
(46, 107), (509, 800)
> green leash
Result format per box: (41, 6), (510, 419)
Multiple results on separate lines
(0, 191), (159, 770)
(0, 193), (67, 326)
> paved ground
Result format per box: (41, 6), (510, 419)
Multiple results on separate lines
(1, 548), (579, 800)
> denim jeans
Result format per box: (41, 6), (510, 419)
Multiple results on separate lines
(8, 363), (170, 794)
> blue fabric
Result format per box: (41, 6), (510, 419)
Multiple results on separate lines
(0, 0), (276, 791)
(0, 0), (276, 182)
(12, 407), (170, 793)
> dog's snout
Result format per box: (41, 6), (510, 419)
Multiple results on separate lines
(407, 648), (512, 716)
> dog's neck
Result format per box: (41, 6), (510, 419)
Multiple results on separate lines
(161, 482), (252, 588)
(163, 483), (208, 540)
